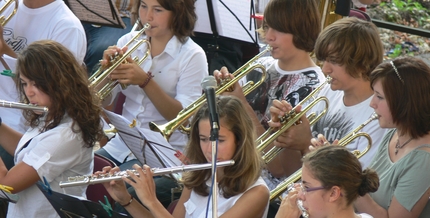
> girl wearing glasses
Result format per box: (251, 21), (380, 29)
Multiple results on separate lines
(275, 146), (379, 218)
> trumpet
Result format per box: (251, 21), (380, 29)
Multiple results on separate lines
(0, 100), (48, 113)
(89, 23), (151, 101)
(0, 0), (18, 26)
(59, 160), (235, 188)
(256, 77), (332, 163)
(269, 113), (379, 201)
(149, 46), (272, 142)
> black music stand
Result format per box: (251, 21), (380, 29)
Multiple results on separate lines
(64, 0), (125, 28)
(37, 182), (130, 218)
(102, 109), (184, 169)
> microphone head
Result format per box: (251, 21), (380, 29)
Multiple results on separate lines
(201, 76), (218, 90)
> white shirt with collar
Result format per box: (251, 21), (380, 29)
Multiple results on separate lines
(0, 0), (86, 134)
(103, 33), (208, 163)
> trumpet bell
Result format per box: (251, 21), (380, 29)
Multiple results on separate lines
(149, 46), (272, 141)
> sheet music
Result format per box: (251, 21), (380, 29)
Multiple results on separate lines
(103, 109), (182, 169)
(64, 0), (126, 28)
(195, 0), (257, 44)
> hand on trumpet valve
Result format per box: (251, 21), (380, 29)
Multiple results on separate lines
(213, 66), (246, 101)
(309, 134), (339, 151)
(101, 45), (126, 68)
(268, 101), (311, 152)
(268, 100), (296, 127)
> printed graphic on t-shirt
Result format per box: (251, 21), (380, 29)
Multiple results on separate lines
(311, 111), (354, 143)
(245, 63), (321, 129)
(4, 27), (27, 53)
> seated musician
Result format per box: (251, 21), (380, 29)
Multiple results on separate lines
(213, 0), (325, 191)
(276, 146), (378, 218)
(268, 17), (387, 179)
(352, 57), (430, 217)
(96, 0), (208, 210)
(0, 40), (103, 217)
(99, 96), (270, 217)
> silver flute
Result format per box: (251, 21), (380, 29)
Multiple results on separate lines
(59, 160), (235, 188)
(0, 100), (48, 113)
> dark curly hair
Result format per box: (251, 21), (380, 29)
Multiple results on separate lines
(16, 40), (104, 147)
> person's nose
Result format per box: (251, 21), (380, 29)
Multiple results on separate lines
(265, 28), (275, 42)
(321, 61), (332, 76)
(369, 95), (377, 109)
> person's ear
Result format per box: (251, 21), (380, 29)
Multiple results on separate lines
(328, 186), (342, 202)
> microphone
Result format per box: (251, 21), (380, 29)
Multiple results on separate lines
(201, 76), (219, 140)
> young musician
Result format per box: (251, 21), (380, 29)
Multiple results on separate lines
(275, 146), (378, 218)
(213, 0), (325, 189)
(268, 17), (387, 178)
(96, 0), (208, 209)
(99, 96), (270, 217)
(354, 57), (430, 217)
(0, 40), (103, 217)
(0, 0), (86, 172)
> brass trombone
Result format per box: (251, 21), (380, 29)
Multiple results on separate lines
(89, 23), (151, 101)
(0, 0), (18, 26)
(269, 113), (379, 201)
(256, 77), (332, 163)
(149, 46), (273, 142)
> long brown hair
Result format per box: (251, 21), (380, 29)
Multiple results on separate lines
(182, 96), (262, 198)
(16, 40), (104, 147)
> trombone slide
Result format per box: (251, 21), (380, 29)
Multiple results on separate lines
(59, 160), (235, 188)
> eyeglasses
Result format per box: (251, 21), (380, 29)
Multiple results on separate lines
(299, 182), (326, 195)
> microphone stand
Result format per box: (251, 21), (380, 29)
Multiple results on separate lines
(210, 122), (219, 218)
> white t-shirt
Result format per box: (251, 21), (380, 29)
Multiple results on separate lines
(103, 33), (208, 163)
(0, 0), (86, 133)
(7, 115), (93, 218)
(240, 57), (326, 130)
(359, 213), (373, 218)
(310, 85), (387, 168)
(183, 177), (269, 217)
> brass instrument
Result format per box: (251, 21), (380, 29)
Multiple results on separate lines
(149, 46), (272, 142)
(89, 23), (151, 101)
(0, 0), (18, 26)
(269, 113), (379, 201)
(319, 0), (343, 31)
(59, 160), (235, 188)
(0, 99), (48, 113)
(256, 76), (332, 163)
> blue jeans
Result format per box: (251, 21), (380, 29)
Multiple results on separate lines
(83, 17), (133, 76)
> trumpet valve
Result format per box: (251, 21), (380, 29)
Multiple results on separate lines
(218, 78), (234, 92)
